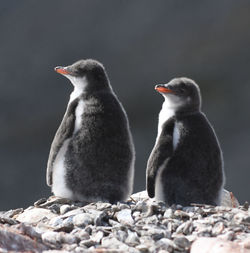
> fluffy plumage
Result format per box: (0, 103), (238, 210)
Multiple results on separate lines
(146, 77), (225, 206)
(47, 59), (135, 203)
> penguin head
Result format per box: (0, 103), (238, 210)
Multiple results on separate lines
(54, 59), (109, 92)
(155, 77), (201, 113)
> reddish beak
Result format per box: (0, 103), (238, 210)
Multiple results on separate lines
(155, 86), (172, 93)
(54, 66), (70, 75)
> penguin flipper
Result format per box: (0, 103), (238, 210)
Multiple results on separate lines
(46, 99), (78, 186)
(146, 117), (175, 198)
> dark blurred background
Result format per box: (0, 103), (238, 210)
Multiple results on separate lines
(0, 0), (249, 210)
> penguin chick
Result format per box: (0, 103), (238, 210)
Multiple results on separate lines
(47, 59), (135, 203)
(146, 77), (225, 206)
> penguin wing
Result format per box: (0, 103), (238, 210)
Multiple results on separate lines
(46, 99), (78, 186)
(146, 117), (175, 198)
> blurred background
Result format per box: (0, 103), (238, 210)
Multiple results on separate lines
(0, 0), (249, 210)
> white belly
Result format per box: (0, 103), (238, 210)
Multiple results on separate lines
(52, 139), (73, 199)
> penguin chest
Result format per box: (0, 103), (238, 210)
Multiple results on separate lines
(173, 122), (181, 151)
(157, 106), (174, 141)
(74, 99), (85, 133)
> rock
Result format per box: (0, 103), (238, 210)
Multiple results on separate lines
(130, 191), (149, 202)
(221, 189), (240, 208)
(148, 228), (165, 241)
(212, 222), (225, 235)
(71, 229), (90, 241)
(116, 209), (134, 225)
(243, 237), (250, 249)
(1, 208), (23, 219)
(113, 229), (127, 242)
(73, 213), (93, 227)
(173, 236), (191, 250)
(174, 210), (190, 219)
(48, 217), (64, 228)
(218, 231), (235, 241)
(2, 190), (249, 252)
(125, 230), (140, 246)
(95, 202), (112, 211)
(41, 231), (60, 245)
(34, 198), (47, 207)
(135, 244), (150, 252)
(0, 224), (49, 252)
(156, 238), (175, 252)
(133, 200), (148, 213)
(164, 208), (174, 219)
(191, 237), (250, 253)
(79, 239), (96, 247)
(16, 208), (57, 224)
(102, 236), (129, 250)
(91, 231), (104, 243)
(60, 233), (78, 244)
(60, 205), (72, 215)
(94, 211), (108, 226)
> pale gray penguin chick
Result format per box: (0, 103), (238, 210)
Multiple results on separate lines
(146, 77), (225, 206)
(47, 59), (135, 203)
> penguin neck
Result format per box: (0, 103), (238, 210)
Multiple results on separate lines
(69, 76), (88, 103)
(163, 96), (200, 118)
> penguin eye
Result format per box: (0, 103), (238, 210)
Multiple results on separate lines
(179, 88), (185, 94)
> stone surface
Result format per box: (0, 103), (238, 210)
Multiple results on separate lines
(0, 190), (248, 253)
(191, 237), (250, 253)
(116, 209), (134, 225)
(16, 208), (57, 224)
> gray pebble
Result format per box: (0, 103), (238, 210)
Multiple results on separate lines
(79, 239), (96, 247)
(174, 210), (190, 219)
(156, 238), (175, 252)
(134, 201), (148, 213)
(48, 204), (61, 214)
(73, 213), (93, 227)
(73, 229), (90, 241)
(60, 233), (78, 244)
(125, 230), (140, 246)
(173, 236), (190, 250)
(42, 231), (60, 245)
(114, 229), (127, 242)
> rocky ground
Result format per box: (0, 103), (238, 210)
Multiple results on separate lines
(0, 191), (249, 253)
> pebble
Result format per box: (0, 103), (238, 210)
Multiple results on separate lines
(60, 205), (72, 215)
(173, 236), (191, 250)
(164, 208), (174, 219)
(156, 238), (175, 252)
(73, 213), (93, 227)
(125, 230), (140, 246)
(116, 209), (134, 225)
(91, 231), (104, 243)
(79, 239), (96, 247)
(42, 231), (60, 245)
(102, 236), (129, 250)
(16, 208), (57, 224)
(212, 221), (224, 235)
(2, 190), (249, 253)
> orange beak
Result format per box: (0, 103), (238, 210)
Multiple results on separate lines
(155, 85), (172, 93)
(54, 66), (70, 75)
